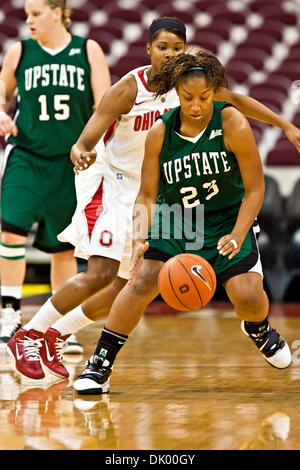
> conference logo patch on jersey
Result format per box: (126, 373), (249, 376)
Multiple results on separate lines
(69, 48), (81, 56)
(209, 129), (222, 140)
(191, 266), (212, 290)
(116, 172), (123, 180)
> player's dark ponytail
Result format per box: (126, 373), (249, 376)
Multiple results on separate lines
(149, 49), (227, 96)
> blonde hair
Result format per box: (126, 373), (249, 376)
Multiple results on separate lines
(45, 0), (72, 26)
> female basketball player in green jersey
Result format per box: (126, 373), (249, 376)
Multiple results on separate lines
(0, 0), (110, 346)
(8, 18), (300, 386)
(73, 50), (291, 394)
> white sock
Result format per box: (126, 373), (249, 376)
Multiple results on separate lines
(1, 286), (22, 298)
(23, 298), (63, 333)
(51, 305), (93, 336)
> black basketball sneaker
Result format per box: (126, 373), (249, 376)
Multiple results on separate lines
(241, 321), (291, 368)
(73, 355), (112, 394)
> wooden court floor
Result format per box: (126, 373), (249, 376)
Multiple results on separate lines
(1, 302), (300, 451)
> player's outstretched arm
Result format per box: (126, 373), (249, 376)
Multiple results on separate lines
(71, 75), (138, 172)
(215, 88), (300, 153)
(217, 106), (265, 260)
(129, 120), (165, 283)
(0, 42), (22, 137)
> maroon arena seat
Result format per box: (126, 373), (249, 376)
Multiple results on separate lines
(247, 119), (265, 142)
(88, 31), (115, 54)
(104, 5), (144, 23)
(272, 62), (300, 81)
(249, 89), (286, 112)
(129, 29), (150, 48)
(127, 45), (149, 62)
(110, 57), (149, 80)
(249, 0), (285, 12)
(251, 19), (284, 42)
(194, 0), (235, 12)
(266, 72), (294, 89)
(154, 6), (196, 25)
(89, 19), (125, 40)
(206, 5), (247, 25)
(2, 6), (26, 21)
(0, 32), (6, 53)
(141, 0), (169, 9)
(249, 76), (291, 96)
(266, 146), (300, 166)
(287, 46), (300, 62)
(279, 58), (300, 70)
(259, 6), (297, 25)
(194, 19), (231, 41)
(69, 8), (91, 22)
(226, 60), (255, 84)
(292, 112), (300, 127)
(276, 138), (300, 150)
(192, 31), (223, 54)
(231, 49), (269, 71)
(0, 20), (19, 38)
(237, 33), (276, 55)
(90, 0), (116, 6)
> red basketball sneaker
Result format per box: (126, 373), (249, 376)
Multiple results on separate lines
(7, 328), (45, 379)
(40, 328), (69, 379)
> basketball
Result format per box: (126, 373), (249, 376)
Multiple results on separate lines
(158, 253), (216, 311)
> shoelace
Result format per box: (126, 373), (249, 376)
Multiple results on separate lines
(79, 355), (107, 378)
(55, 337), (67, 361)
(249, 327), (283, 355)
(22, 336), (44, 361)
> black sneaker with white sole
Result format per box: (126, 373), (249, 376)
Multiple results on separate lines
(73, 355), (111, 395)
(0, 308), (22, 348)
(241, 321), (291, 369)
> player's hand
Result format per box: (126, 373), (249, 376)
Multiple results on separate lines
(283, 122), (300, 153)
(128, 241), (149, 284)
(0, 112), (18, 137)
(217, 234), (242, 260)
(71, 144), (97, 175)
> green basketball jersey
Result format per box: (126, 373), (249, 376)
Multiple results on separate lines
(157, 101), (244, 213)
(147, 101), (252, 271)
(8, 36), (94, 158)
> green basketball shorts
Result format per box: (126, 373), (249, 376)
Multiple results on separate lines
(146, 202), (262, 284)
(1, 145), (76, 253)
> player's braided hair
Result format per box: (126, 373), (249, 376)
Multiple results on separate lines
(149, 49), (227, 97)
(45, 0), (72, 26)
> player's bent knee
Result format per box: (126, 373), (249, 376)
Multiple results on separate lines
(131, 275), (158, 298)
(1, 231), (26, 245)
(52, 249), (74, 261)
(232, 288), (267, 312)
(86, 270), (117, 293)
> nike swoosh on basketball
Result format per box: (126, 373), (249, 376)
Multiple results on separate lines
(191, 266), (211, 290)
(16, 344), (23, 360)
(45, 342), (55, 361)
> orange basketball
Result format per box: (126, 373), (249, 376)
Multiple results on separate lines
(158, 253), (216, 311)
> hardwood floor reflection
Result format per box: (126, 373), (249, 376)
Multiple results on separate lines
(1, 305), (300, 450)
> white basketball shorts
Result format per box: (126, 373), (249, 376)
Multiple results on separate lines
(58, 160), (140, 279)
